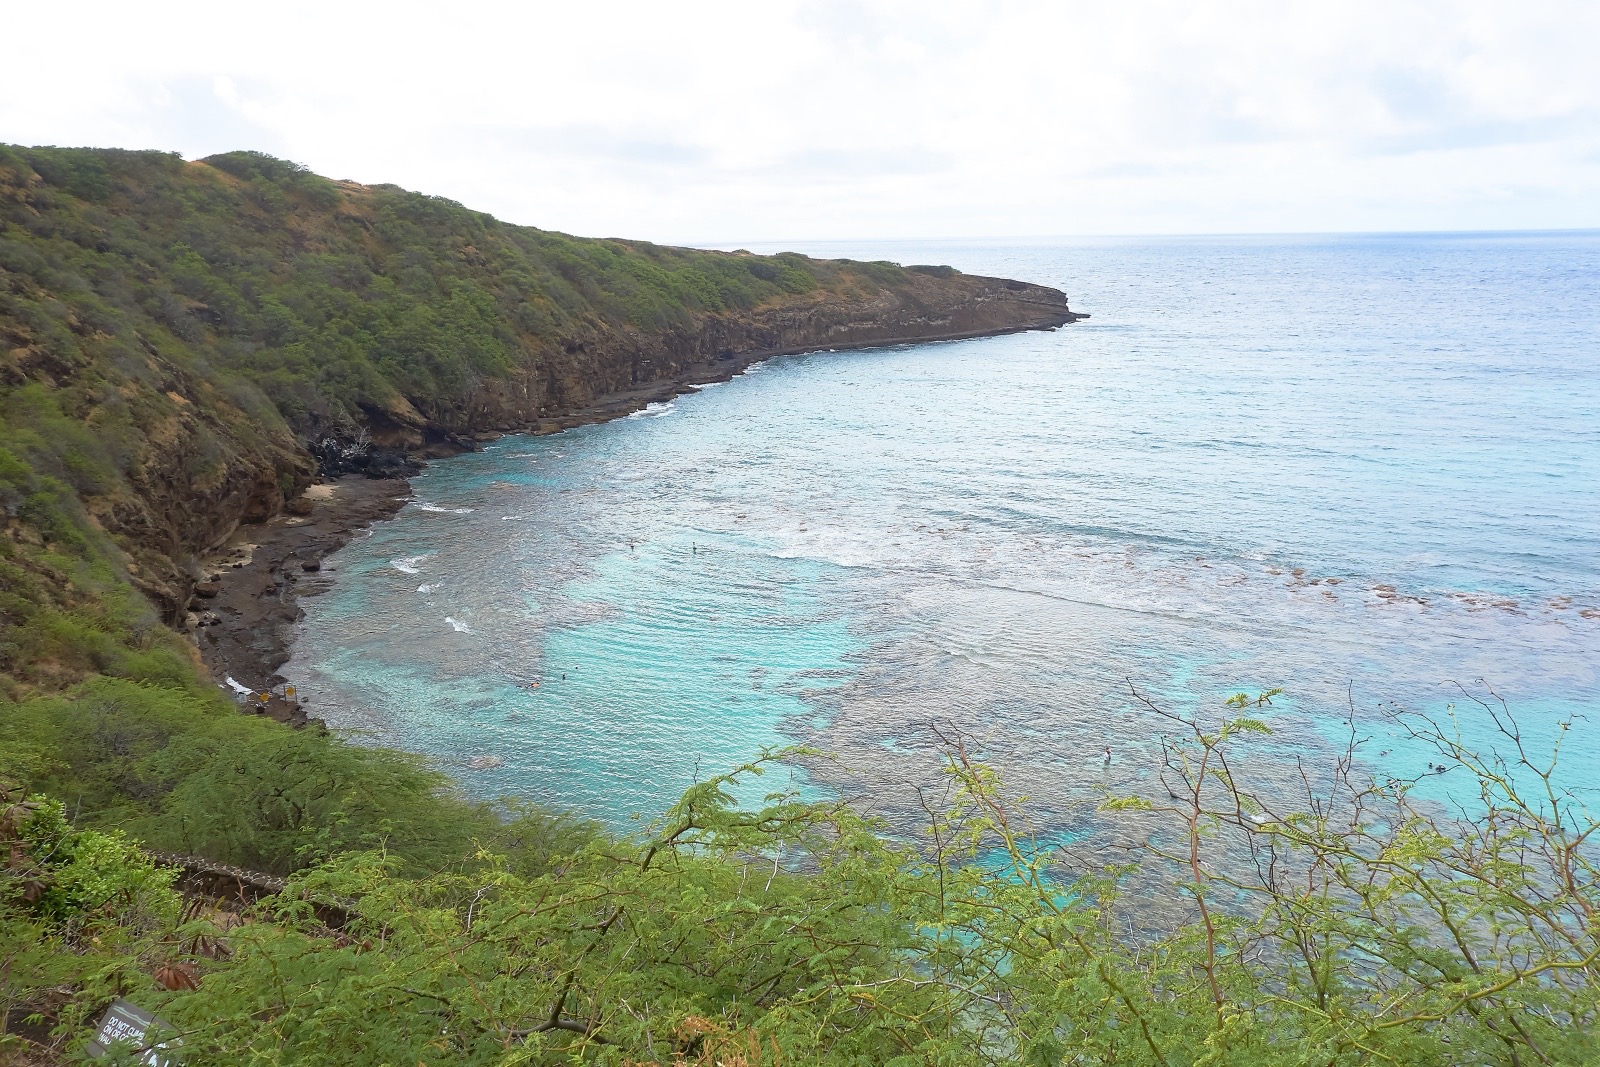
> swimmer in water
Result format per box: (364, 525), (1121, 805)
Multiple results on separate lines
(1103, 746), (1112, 765)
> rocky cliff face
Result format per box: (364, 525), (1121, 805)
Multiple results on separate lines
(114, 405), (313, 621)
(0, 144), (1083, 657)
(24, 272), (1077, 625)
(372, 273), (1079, 444)
(177, 274), (1081, 697)
(13, 269), (1078, 627)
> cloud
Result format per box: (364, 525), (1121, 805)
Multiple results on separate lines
(123, 75), (290, 159)
(774, 147), (956, 181)
(1, 0), (1596, 240)
(473, 126), (713, 169)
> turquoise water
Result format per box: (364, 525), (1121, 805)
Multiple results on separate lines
(285, 233), (1600, 831)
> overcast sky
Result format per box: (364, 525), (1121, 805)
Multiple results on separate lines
(5, 1), (1598, 242)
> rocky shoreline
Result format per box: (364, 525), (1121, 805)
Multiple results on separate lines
(189, 319), (1085, 723)
(190, 475), (412, 725)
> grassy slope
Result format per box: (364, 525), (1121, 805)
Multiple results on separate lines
(0, 145), (942, 860)
(3, 145), (936, 437)
(0, 144), (983, 635)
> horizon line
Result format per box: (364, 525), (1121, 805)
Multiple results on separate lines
(680, 227), (1600, 249)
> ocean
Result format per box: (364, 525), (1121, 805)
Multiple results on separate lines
(282, 232), (1600, 833)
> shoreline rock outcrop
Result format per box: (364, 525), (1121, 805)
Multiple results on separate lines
(338, 271), (1082, 450)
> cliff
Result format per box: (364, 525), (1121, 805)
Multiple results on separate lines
(403, 271), (1079, 447)
(0, 144), (1079, 695)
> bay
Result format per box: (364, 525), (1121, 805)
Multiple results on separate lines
(284, 232), (1600, 831)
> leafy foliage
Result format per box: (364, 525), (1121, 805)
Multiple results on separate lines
(1, 676), (592, 878)
(6, 699), (1598, 1065)
(1, 782), (183, 1045)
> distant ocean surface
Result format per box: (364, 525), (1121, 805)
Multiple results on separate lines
(284, 233), (1600, 831)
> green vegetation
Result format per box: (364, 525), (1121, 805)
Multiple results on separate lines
(0, 145), (956, 883)
(0, 147), (957, 866)
(1, 145), (909, 438)
(0, 143), (952, 676)
(5, 703), (1597, 1065)
(3, 145), (1594, 1062)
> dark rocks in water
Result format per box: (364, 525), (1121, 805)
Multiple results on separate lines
(361, 447), (425, 479)
(193, 476), (414, 714)
(310, 436), (422, 480)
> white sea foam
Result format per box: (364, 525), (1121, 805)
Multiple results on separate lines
(689, 380), (725, 391)
(415, 501), (475, 514)
(765, 540), (881, 571)
(627, 400), (677, 419)
(445, 616), (472, 634)
(391, 554), (431, 575)
(417, 583), (438, 594)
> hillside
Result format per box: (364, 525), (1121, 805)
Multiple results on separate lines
(0, 144), (1075, 697)
(3, 147), (1595, 1067)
